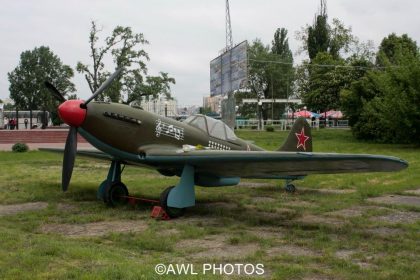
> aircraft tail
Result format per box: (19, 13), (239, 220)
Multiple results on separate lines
(278, 117), (312, 152)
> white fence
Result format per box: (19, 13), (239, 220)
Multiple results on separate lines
(235, 119), (349, 131)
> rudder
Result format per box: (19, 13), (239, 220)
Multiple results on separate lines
(278, 117), (312, 152)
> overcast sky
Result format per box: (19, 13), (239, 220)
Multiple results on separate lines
(1, 0), (419, 106)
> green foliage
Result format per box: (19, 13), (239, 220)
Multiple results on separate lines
(77, 21), (175, 103)
(265, 126), (274, 132)
(342, 34), (420, 143)
(7, 46), (76, 126)
(302, 53), (372, 112)
(199, 106), (213, 115)
(11, 143), (29, 153)
(297, 1), (354, 61)
(376, 33), (418, 67)
(307, 12), (329, 60)
(296, 0), (358, 112)
(246, 28), (294, 119)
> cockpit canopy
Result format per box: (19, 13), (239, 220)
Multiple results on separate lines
(184, 115), (237, 140)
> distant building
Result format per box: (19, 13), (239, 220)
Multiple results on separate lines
(203, 96), (223, 114)
(140, 97), (177, 117)
(177, 105), (200, 117)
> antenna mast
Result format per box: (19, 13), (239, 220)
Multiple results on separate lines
(225, 0), (233, 50)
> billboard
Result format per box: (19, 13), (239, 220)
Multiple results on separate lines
(210, 40), (248, 96)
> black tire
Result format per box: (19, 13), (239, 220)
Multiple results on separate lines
(104, 181), (129, 207)
(285, 184), (296, 193)
(160, 186), (185, 218)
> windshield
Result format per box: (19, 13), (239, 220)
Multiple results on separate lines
(185, 115), (238, 140)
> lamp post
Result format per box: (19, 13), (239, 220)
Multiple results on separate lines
(164, 101), (168, 117)
(258, 100), (263, 131)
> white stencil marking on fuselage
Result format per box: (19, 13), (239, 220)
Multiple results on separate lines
(155, 119), (184, 140)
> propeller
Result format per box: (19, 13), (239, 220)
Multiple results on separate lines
(81, 68), (123, 108)
(44, 81), (66, 103)
(62, 126), (77, 191)
(44, 68), (122, 192)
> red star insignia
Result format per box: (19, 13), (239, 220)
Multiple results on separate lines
(295, 127), (310, 151)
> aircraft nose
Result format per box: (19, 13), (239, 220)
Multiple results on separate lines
(58, 100), (87, 127)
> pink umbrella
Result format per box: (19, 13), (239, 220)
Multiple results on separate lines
(289, 110), (314, 118)
(322, 110), (343, 119)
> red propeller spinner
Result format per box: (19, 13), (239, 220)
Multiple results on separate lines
(58, 100), (87, 127)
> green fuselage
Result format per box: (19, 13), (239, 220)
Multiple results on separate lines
(81, 102), (262, 159)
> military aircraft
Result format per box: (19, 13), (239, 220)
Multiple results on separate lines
(44, 69), (408, 218)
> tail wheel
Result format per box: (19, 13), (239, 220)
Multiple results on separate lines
(285, 184), (296, 193)
(160, 186), (185, 218)
(104, 181), (129, 207)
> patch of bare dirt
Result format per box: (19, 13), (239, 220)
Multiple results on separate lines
(157, 228), (180, 237)
(171, 216), (222, 226)
(200, 202), (237, 211)
(40, 220), (148, 237)
(266, 244), (319, 257)
(237, 182), (273, 188)
(367, 195), (420, 207)
(299, 187), (356, 194)
(282, 200), (317, 208)
(370, 211), (420, 224)
(403, 188), (420, 196)
(56, 203), (77, 211)
(176, 235), (259, 260)
(326, 206), (384, 218)
(251, 196), (277, 203)
(243, 206), (296, 220)
(246, 227), (285, 239)
(364, 227), (403, 237)
(0, 202), (48, 216)
(303, 276), (336, 280)
(335, 249), (355, 260)
(295, 214), (345, 226)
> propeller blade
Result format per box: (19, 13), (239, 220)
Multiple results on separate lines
(62, 126), (78, 192)
(82, 68), (123, 107)
(44, 81), (66, 103)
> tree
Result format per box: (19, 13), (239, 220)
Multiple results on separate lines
(295, 0), (358, 113)
(244, 31), (294, 120)
(271, 28), (294, 98)
(342, 34), (420, 143)
(376, 33), (418, 67)
(8, 46), (75, 127)
(77, 21), (175, 103)
(297, 0), (354, 61)
(307, 0), (329, 61)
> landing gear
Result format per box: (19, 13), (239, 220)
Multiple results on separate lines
(160, 186), (186, 218)
(285, 183), (296, 193)
(284, 177), (302, 193)
(104, 181), (129, 207)
(98, 160), (128, 207)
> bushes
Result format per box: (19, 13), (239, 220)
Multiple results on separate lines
(265, 126), (275, 132)
(12, 143), (29, 153)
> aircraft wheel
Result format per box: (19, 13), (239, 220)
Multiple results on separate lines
(285, 184), (296, 193)
(104, 181), (129, 207)
(160, 186), (185, 218)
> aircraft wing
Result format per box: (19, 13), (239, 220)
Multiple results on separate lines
(143, 149), (408, 178)
(40, 147), (408, 178)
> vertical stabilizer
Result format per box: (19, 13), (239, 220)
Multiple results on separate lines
(278, 118), (312, 152)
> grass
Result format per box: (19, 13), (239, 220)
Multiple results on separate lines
(0, 129), (419, 279)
